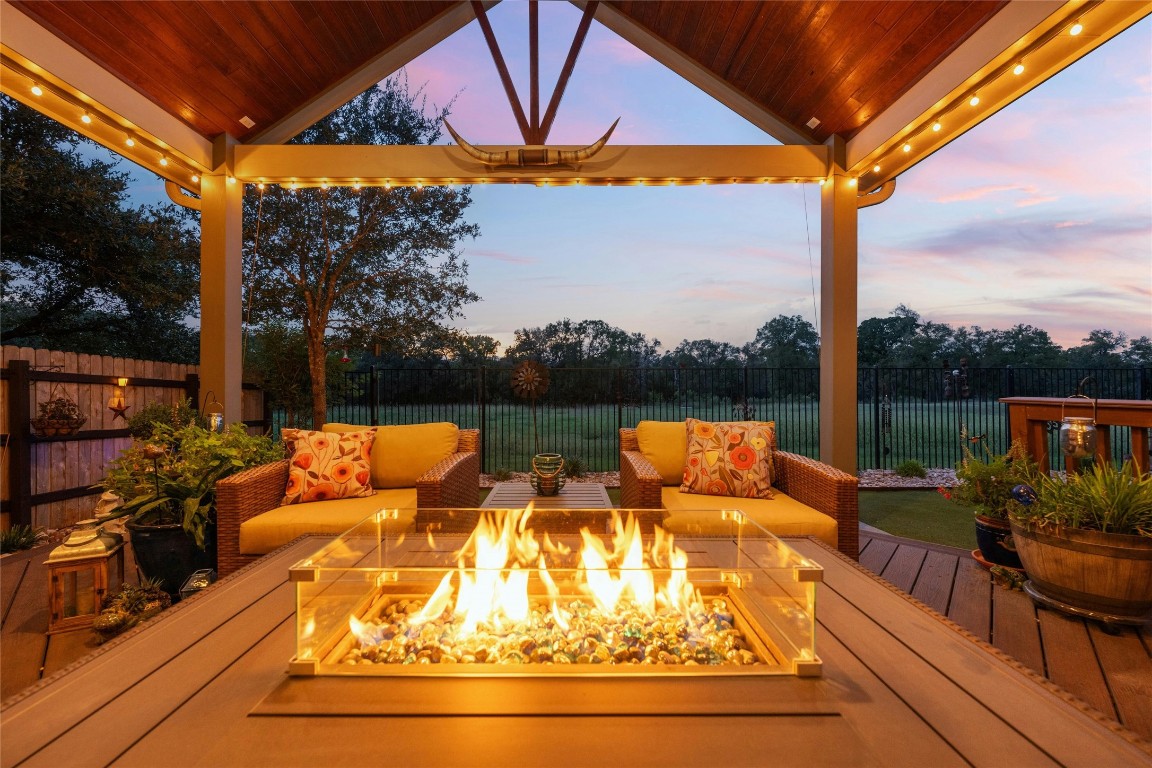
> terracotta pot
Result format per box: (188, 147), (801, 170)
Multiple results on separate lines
(974, 514), (1023, 569)
(1010, 519), (1152, 618)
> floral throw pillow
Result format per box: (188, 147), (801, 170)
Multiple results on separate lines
(281, 428), (376, 505)
(679, 419), (776, 499)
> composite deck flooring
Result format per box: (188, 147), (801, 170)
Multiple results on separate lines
(2, 529), (1150, 745)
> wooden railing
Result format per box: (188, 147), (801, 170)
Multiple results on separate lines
(999, 397), (1152, 475)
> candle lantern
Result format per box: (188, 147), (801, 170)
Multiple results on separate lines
(46, 520), (125, 633)
(1059, 377), (1098, 459)
(202, 390), (225, 432)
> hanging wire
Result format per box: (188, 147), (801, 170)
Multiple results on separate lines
(242, 184), (266, 361)
(801, 184), (819, 335)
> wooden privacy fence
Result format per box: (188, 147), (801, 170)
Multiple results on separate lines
(0, 346), (268, 531)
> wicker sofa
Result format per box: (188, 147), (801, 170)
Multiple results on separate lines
(620, 424), (859, 559)
(214, 427), (479, 576)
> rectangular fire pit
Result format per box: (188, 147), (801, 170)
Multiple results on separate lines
(289, 507), (822, 678)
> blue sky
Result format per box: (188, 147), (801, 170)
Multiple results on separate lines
(121, 4), (1152, 353)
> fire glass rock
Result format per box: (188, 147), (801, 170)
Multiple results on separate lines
(341, 596), (759, 667)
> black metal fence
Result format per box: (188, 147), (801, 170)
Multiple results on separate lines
(318, 366), (1151, 473)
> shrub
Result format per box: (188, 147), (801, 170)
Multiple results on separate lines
(127, 398), (204, 440)
(0, 525), (46, 553)
(565, 456), (589, 478)
(895, 459), (927, 478)
(493, 467), (514, 481)
(950, 436), (1035, 521)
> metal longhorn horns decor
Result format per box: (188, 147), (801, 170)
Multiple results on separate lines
(510, 361), (565, 497)
(443, 118), (620, 170)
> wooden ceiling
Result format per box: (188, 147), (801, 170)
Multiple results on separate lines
(10, 0), (1007, 145)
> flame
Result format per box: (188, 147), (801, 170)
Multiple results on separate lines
(351, 505), (701, 649)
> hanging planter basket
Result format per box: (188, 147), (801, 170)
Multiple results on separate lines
(31, 385), (87, 437)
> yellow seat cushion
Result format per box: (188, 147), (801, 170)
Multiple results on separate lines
(324, 422), (459, 489)
(636, 420), (688, 485)
(659, 487), (837, 548)
(238, 489), (417, 555)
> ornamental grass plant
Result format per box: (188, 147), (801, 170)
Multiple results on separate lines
(1012, 460), (1152, 537)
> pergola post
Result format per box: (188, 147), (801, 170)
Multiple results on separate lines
(198, 135), (244, 425)
(819, 140), (859, 475)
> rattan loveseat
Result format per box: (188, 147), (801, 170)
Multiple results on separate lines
(215, 427), (479, 576)
(620, 424), (859, 558)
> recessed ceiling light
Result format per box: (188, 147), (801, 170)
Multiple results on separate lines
(1013, 62), (1025, 76)
(1070, 21), (1083, 36)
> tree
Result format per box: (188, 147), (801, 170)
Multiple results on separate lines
(243, 77), (480, 426)
(1064, 329), (1128, 367)
(505, 319), (660, 367)
(0, 95), (200, 360)
(745, 315), (819, 367)
(663, 339), (745, 367)
(856, 305), (922, 367)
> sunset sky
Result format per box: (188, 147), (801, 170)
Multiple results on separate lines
(118, 4), (1150, 354)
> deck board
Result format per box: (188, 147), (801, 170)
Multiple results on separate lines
(909, 549), (957, 615)
(1089, 622), (1152, 738)
(1037, 609), (1117, 720)
(4, 529), (1152, 750)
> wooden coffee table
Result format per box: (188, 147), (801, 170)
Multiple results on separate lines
(3, 534), (1149, 767)
(482, 481), (612, 509)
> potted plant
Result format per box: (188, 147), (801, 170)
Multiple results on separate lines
(31, 388), (87, 437)
(1010, 461), (1152, 622)
(99, 420), (282, 598)
(946, 434), (1034, 569)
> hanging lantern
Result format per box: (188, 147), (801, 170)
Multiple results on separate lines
(1059, 378), (1097, 459)
(202, 390), (225, 433)
(46, 519), (125, 633)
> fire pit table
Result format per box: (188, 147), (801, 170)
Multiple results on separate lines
(3, 508), (1149, 767)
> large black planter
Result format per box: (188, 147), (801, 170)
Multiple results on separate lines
(974, 514), (1023, 569)
(125, 520), (214, 600)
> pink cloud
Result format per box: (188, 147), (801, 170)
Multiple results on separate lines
(466, 248), (538, 265)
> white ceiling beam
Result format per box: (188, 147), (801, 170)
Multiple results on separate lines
(0, 0), (213, 169)
(581, 0), (812, 146)
(234, 142), (829, 184)
(250, 1), (496, 145)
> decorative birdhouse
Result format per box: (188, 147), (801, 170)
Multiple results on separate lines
(46, 520), (125, 633)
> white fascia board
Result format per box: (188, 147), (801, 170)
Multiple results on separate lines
(0, 0), (213, 169)
(846, 0), (1064, 168)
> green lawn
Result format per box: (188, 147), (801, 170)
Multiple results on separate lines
(858, 490), (977, 550)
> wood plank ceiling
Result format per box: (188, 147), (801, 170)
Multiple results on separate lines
(8, 0), (1008, 146)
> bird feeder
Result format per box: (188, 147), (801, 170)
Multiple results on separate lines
(46, 520), (125, 633)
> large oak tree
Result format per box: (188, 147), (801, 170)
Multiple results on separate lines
(243, 77), (480, 426)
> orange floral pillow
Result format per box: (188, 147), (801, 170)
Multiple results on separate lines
(679, 419), (776, 499)
(281, 428), (375, 505)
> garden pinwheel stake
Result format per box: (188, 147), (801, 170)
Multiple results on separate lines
(511, 361), (564, 496)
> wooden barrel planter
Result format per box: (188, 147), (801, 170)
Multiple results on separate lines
(1010, 519), (1152, 620)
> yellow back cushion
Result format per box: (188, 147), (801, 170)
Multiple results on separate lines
(323, 422), (459, 488)
(636, 420), (689, 486)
